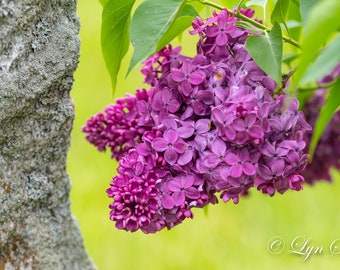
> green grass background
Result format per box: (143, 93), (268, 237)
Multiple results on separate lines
(68, 1), (340, 269)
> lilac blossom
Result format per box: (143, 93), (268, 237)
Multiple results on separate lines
(224, 148), (256, 178)
(83, 9), (314, 233)
(151, 128), (186, 165)
(167, 175), (200, 206)
(301, 64), (340, 183)
(171, 59), (206, 96)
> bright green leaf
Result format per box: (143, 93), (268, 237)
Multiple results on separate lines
(300, 0), (318, 27)
(98, 0), (109, 7)
(301, 34), (340, 84)
(246, 22), (283, 86)
(157, 5), (198, 51)
(128, 0), (186, 74)
(245, 0), (268, 8)
(289, 0), (340, 94)
(285, 20), (301, 29)
(271, 0), (289, 25)
(101, 0), (136, 94)
(309, 77), (340, 158)
(286, 0), (302, 42)
(219, 0), (240, 8)
(180, 3), (198, 17)
(203, 204), (209, 216)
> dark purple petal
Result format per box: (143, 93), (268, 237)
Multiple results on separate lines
(258, 165), (272, 180)
(288, 174), (304, 191)
(185, 187), (200, 199)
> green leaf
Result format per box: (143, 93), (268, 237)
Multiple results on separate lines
(128, 0), (186, 74)
(285, 20), (301, 29)
(270, 0), (289, 25)
(98, 0), (109, 7)
(289, 0), (340, 94)
(245, 0), (268, 8)
(282, 53), (299, 67)
(203, 204), (209, 216)
(157, 5), (198, 51)
(286, 0), (302, 42)
(300, 0), (318, 27)
(101, 0), (136, 94)
(220, 0), (241, 8)
(309, 77), (340, 158)
(246, 22), (283, 86)
(301, 34), (340, 84)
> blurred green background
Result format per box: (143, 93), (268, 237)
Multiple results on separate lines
(68, 1), (340, 269)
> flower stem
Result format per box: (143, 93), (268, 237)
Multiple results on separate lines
(298, 81), (336, 92)
(188, 0), (302, 49)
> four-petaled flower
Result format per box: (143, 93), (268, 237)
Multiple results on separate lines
(151, 88), (180, 113)
(152, 129), (185, 165)
(224, 148), (256, 178)
(171, 59), (206, 96)
(167, 175), (201, 206)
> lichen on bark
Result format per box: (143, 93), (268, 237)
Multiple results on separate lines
(0, 0), (96, 269)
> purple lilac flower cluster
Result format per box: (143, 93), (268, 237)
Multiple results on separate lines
(302, 64), (340, 183)
(82, 89), (150, 160)
(83, 9), (311, 233)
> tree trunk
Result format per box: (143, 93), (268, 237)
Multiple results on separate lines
(0, 1), (96, 269)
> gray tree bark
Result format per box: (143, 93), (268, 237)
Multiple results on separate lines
(0, 0), (96, 269)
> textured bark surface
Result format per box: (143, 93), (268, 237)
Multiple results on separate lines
(0, 1), (96, 269)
